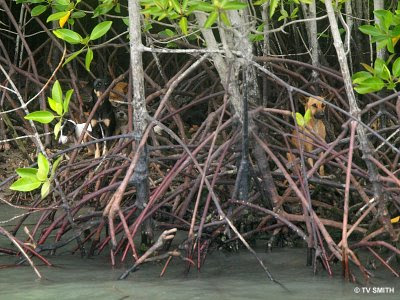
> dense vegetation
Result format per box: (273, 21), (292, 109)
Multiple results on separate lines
(0, 0), (399, 283)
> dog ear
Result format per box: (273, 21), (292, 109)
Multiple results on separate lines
(319, 92), (333, 102)
(299, 95), (309, 106)
(77, 79), (90, 89)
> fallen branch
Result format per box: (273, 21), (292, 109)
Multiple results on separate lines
(119, 228), (177, 280)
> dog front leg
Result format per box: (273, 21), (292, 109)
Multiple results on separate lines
(318, 152), (325, 176)
(307, 157), (314, 170)
(102, 143), (107, 156)
(95, 143), (101, 158)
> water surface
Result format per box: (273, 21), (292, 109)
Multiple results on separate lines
(0, 206), (398, 300)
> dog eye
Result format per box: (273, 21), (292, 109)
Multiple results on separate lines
(312, 104), (317, 108)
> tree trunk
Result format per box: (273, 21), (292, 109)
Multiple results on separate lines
(374, 0), (385, 58)
(345, 0), (353, 73)
(309, 0), (320, 81)
(127, 0), (152, 246)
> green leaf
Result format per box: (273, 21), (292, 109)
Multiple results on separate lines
(114, 3), (121, 13)
(37, 153), (49, 182)
(386, 53), (396, 65)
(140, 6), (159, 16)
(354, 77), (385, 94)
(71, 11), (86, 18)
(82, 35), (91, 43)
(10, 177), (42, 192)
(162, 28), (175, 37)
(387, 82), (396, 90)
(290, 7), (298, 19)
(373, 60), (383, 76)
(220, 11), (231, 27)
(304, 109), (311, 125)
(269, 0), (279, 18)
(191, 2), (214, 12)
(204, 11), (218, 28)
(179, 17), (188, 35)
(393, 57), (400, 77)
(280, 9), (288, 18)
(63, 48), (84, 67)
(392, 24), (400, 37)
(31, 5), (47, 17)
(47, 11), (70, 23)
(394, 15), (400, 26)
(170, 0), (181, 13)
(53, 4), (69, 11)
(85, 48), (93, 72)
(89, 21), (113, 41)
(50, 155), (63, 179)
(93, 3), (114, 17)
(16, 168), (38, 180)
(53, 29), (83, 44)
(295, 112), (304, 127)
(371, 34), (388, 43)
(278, 8), (288, 21)
(41, 180), (51, 199)
(352, 71), (373, 84)
(64, 89), (73, 114)
(54, 120), (62, 139)
(249, 33), (264, 42)
(222, 1), (247, 10)
(360, 63), (374, 74)
(54, 0), (70, 5)
(374, 10), (392, 31)
(157, 12), (168, 21)
(182, 0), (188, 11)
(143, 22), (152, 32)
(25, 111), (55, 124)
(52, 80), (63, 103)
(359, 25), (383, 37)
(374, 58), (390, 80)
(377, 39), (389, 51)
(382, 64), (391, 81)
(48, 97), (63, 115)
(253, 0), (268, 4)
(387, 37), (395, 53)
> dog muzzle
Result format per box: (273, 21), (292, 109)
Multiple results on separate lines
(314, 112), (325, 119)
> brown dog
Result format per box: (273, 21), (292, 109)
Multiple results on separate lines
(288, 96), (326, 176)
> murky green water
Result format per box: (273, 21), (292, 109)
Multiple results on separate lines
(0, 206), (399, 300)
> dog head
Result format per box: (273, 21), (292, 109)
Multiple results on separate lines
(305, 97), (325, 120)
(93, 78), (110, 98)
(115, 109), (127, 121)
